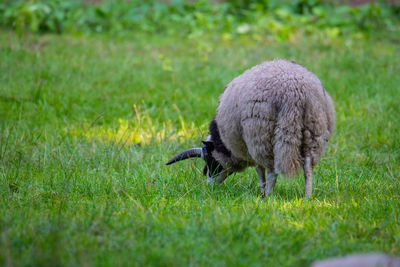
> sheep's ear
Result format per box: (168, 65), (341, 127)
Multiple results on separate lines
(202, 141), (214, 151)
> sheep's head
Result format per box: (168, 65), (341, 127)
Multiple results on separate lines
(166, 140), (228, 184)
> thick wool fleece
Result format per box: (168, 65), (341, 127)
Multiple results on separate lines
(215, 59), (335, 177)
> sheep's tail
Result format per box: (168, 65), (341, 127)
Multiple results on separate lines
(273, 139), (302, 178)
(273, 105), (303, 178)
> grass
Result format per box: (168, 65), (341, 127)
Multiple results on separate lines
(0, 29), (399, 266)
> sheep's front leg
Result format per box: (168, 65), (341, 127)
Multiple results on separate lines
(215, 171), (228, 185)
(304, 156), (313, 198)
(256, 166), (266, 197)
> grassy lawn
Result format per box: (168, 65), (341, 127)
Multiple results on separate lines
(0, 30), (399, 266)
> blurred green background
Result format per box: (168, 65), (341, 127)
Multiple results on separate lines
(1, 0), (399, 38)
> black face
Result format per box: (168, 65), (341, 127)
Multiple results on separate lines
(201, 141), (224, 177)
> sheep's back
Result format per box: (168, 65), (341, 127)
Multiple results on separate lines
(216, 59), (335, 175)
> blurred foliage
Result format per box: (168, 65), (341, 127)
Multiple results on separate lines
(0, 0), (398, 38)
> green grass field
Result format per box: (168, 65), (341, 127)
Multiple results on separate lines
(1, 30), (399, 266)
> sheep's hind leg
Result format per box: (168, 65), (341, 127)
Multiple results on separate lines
(256, 166), (266, 198)
(256, 166), (277, 198)
(304, 155), (313, 198)
(265, 169), (277, 195)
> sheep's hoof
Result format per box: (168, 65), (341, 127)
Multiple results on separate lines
(260, 190), (276, 199)
(206, 177), (215, 185)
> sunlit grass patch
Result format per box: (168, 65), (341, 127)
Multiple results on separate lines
(69, 115), (203, 146)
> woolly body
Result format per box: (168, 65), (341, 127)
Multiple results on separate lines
(212, 59), (335, 178)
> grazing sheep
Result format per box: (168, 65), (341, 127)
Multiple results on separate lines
(167, 59), (335, 197)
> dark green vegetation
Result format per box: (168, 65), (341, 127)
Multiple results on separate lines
(1, 1), (400, 266)
(1, 0), (399, 38)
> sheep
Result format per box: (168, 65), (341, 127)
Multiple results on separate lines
(167, 59), (335, 198)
